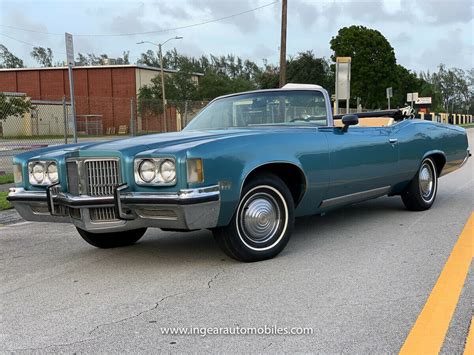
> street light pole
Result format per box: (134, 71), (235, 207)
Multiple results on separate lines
(137, 36), (183, 133)
(158, 43), (168, 132)
(279, 0), (287, 88)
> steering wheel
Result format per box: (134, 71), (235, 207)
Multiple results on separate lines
(289, 115), (323, 122)
(290, 117), (311, 122)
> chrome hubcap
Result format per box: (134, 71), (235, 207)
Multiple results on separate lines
(419, 163), (434, 199)
(240, 193), (281, 243)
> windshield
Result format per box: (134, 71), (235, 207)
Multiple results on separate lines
(184, 90), (328, 131)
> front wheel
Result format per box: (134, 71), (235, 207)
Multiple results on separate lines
(213, 174), (295, 262)
(76, 228), (147, 248)
(401, 157), (438, 211)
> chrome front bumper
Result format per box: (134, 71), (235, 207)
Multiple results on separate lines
(7, 184), (221, 233)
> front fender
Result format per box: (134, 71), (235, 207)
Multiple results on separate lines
(183, 128), (331, 226)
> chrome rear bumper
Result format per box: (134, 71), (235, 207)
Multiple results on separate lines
(8, 185), (220, 233)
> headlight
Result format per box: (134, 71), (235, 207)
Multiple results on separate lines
(134, 158), (177, 185)
(160, 160), (176, 183)
(32, 163), (45, 183)
(28, 161), (58, 185)
(139, 160), (156, 183)
(47, 163), (59, 183)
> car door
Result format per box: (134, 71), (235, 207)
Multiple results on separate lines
(320, 126), (399, 206)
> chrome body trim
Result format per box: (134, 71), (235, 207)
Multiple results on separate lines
(460, 148), (470, 168)
(8, 184), (221, 232)
(440, 148), (470, 177)
(319, 186), (391, 209)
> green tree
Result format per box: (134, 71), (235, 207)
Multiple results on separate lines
(255, 60), (279, 89)
(0, 44), (24, 68)
(424, 65), (473, 113)
(330, 25), (397, 109)
(138, 64), (199, 115)
(114, 51), (130, 65)
(198, 71), (256, 99)
(0, 93), (33, 121)
(75, 51), (130, 66)
(138, 49), (160, 67)
(30, 47), (53, 67)
(391, 65), (422, 108)
(286, 51), (334, 94)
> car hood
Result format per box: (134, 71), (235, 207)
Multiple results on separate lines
(66, 128), (291, 155)
(20, 127), (311, 161)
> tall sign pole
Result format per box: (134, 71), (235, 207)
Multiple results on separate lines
(386, 87), (393, 109)
(65, 33), (77, 143)
(158, 43), (168, 133)
(335, 57), (351, 114)
(278, 0), (287, 87)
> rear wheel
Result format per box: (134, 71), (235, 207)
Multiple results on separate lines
(213, 174), (295, 262)
(401, 157), (438, 211)
(77, 228), (147, 248)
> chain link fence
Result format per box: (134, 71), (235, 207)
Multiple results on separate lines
(2, 92), (471, 174)
(0, 93), (209, 173)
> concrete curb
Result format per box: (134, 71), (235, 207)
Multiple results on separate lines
(0, 208), (23, 226)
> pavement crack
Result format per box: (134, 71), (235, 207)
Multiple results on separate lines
(88, 292), (183, 335)
(207, 271), (222, 289)
(4, 337), (93, 352)
(263, 342), (273, 350)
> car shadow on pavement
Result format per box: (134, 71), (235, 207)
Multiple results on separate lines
(294, 195), (405, 233)
(68, 228), (229, 267)
(62, 195), (407, 266)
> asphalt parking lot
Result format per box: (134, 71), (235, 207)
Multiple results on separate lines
(0, 131), (472, 353)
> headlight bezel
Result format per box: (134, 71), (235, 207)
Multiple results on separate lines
(28, 160), (59, 186)
(134, 157), (177, 186)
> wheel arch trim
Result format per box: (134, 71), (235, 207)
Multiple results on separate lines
(421, 150), (446, 176)
(239, 160), (308, 207)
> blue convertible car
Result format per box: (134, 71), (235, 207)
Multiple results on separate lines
(8, 84), (470, 261)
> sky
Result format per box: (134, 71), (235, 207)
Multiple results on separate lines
(0, 0), (472, 74)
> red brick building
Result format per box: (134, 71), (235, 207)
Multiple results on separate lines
(0, 65), (202, 133)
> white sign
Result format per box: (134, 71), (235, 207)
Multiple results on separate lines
(407, 92), (419, 102)
(386, 87), (393, 99)
(336, 58), (351, 100)
(65, 33), (74, 66)
(415, 97), (432, 105)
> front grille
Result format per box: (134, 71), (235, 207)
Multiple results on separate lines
(85, 159), (121, 196)
(90, 207), (118, 222)
(66, 158), (122, 222)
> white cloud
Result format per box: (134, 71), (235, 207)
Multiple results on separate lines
(0, 0), (472, 71)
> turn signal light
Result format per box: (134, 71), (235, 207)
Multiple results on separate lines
(187, 158), (203, 183)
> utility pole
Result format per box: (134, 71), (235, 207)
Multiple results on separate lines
(137, 37), (182, 133)
(279, 0), (287, 88)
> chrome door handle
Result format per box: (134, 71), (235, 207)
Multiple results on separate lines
(389, 138), (398, 144)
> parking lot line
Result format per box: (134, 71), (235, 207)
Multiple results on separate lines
(399, 212), (473, 355)
(464, 317), (474, 355)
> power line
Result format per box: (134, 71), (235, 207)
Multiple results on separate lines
(0, 33), (38, 47)
(0, 33), (67, 55)
(0, 1), (278, 37)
